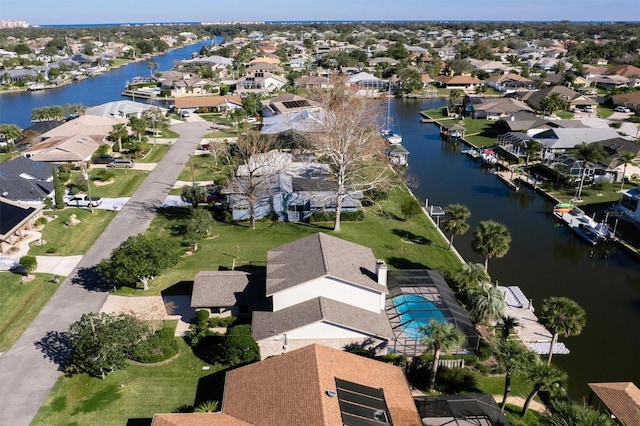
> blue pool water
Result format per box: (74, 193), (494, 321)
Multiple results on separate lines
(392, 294), (446, 341)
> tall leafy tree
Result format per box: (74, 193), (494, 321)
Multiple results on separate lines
(181, 184), (207, 210)
(96, 234), (180, 291)
(453, 262), (490, 291)
(442, 204), (471, 250)
(128, 116), (149, 142)
(0, 124), (22, 143)
(497, 315), (520, 342)
(109, 123), (129, 150)
(471, 220), (511, 273)
(68, 313), (150, 379)
(539, 297), (586, 364)
(419, 320), (466, 392)
(521, 361), (567, 416)
(466, 283), (505, 324)
(493, 339), (537, 411)
(52, 166), (64, 209)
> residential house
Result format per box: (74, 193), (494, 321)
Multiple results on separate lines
(157, 70), (210, 97)
(433, 75), (483, 90)
(0, 156), (54, 203)
(611, 92), (640, 111)
(594, 137), (640, 183)
(235, 71), (287, 95)
(588, 382), (640, 426)
(464, 96), (534, 120)
(261, 93), (321, 118)
(484, 73), (537, 94)
(294, 75), (332, 90)
(86, 101), (163, 120)
(618, 188), (640, 227)
(497, 111), (588, 135)
(531, 127), (621, 158)
(467, 58), (509, 74)
(150, 344), (422, 426)
(596, 74), (630, 90)
(174, 95), (243, 113)
(253, 233), (393, 357)
(520, 85), (596, 112)
(191, 270), (265, 318)
(0, 197), (44, 255)
(23, 132), (102, 164)
(347, 72), (387, 95)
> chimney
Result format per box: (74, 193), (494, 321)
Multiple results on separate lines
(375, 260), (387, 286)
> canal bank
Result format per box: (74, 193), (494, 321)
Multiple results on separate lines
(396, 97), (640, 400)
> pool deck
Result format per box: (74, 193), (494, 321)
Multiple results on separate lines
(498, 285), (569, 355)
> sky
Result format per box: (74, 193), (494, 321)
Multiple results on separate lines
(2, 0), (639, 25)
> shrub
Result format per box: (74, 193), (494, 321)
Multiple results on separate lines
(208, 316), (236, 328)
(224, 324), (260, 366)
(131, 326), (179, 363)
(35, 217), (48, 227)
(309, 210), (364, 223)
(45, 247), (59, 254)
(196, 309), (210, 325)
(43, 197), (53, 210)
(19, 255), (37, 272)
(435, 367), (478, 394)
(93, 168), (114, 181)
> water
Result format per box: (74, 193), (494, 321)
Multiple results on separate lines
(0, 39), (218, 129)
(396, 98), (640, 399)
(393, 294), (447, 340)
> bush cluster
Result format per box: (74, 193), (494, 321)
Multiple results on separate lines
(131, 326), (179, 363)
(309, 210), (365, 222)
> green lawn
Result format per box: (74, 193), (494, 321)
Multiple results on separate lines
(137, 144), (171, 163)
(0, 272), (59, 351)
(113, 185), (461, 296)
(87, 169), (148, 198)
(32, 337), (225, 426)
(0, 151), (19, 163)
(421, 108), (500, 148)
(27, 209), (117, 256)
(176, 154), (229, 183)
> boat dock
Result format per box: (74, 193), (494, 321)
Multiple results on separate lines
(553, 208), (616, 246)
(498, 285), (570, 356)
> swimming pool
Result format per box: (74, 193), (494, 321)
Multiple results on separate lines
(392, 294), (446, 341)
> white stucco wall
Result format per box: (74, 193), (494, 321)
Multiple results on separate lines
(271, 276), (384, 313)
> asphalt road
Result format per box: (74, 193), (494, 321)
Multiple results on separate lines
(0, 121), (210, 426)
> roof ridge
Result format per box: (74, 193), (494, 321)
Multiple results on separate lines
(317, 233), (331, 275)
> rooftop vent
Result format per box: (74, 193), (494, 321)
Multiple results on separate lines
(326, 390), (337, 397)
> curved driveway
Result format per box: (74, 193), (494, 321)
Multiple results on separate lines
(0, 121), (211, 426)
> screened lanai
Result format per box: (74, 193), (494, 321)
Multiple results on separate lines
(386, 269), (479, 357)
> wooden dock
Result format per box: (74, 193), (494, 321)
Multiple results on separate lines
(498, 285), (569, 356)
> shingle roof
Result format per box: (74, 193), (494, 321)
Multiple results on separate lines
(265, 233), (385, 296)
(0, 157), (54, 202)
(252, 296), (394, 341)
(533, 127), (621, 150)
(0, 197), (41, 238)
(222, 344), (422, 426)
(191, 270), (264, 308)
(588, 382), (640, 426)
(0, 156), (52, 181)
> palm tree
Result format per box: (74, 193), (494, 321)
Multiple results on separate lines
(617, 151), (638, 192)
(524, 140), (543, 167)
(521, 361), (567, 416)
(471, 221), (511, 273)
(493, 340), (537, 411)
(442, 204), (471, 250)
(573, 142), (607, 201)
(466, 283), (505, 324)
(194, 400), (219, 413)
(541, 400), (616, 426)
(497, 315), (520, 342)
(538, 297), (586, 364)
(419, 320), (466, 392)
(453, 262), (490, 291)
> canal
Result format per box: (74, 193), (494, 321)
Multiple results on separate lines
(0, 38), (218, 129)
(396, 98), (640, 399)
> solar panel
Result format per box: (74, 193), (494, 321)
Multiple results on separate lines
(282, 100), (311, 109)
(335, 378), (392, 426)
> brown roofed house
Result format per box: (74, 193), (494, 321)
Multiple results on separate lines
(588, 382), (640, 426)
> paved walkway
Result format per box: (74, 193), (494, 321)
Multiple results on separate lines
(0, 121), (211, 426)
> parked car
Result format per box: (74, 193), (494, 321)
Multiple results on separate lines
(107, 158), (135, 168)
(583, 106), (594, 113)
(571, 108), (582, 113)
(91, 155), (116, 164)
(64, 194), (102, 208)
(614, 106), (631, 113)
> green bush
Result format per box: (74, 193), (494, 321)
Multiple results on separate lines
(196, 309), (210, 325)
(93, 168), (114, 181)
(131, 326), (179, 363)
(45, 247), (59, 254)
(35, 217), (48, 227)
(208, 316), (236, 327)
(309, 210), (364, 223)
(224, 324), (260, 366)
(43, 197), (53, 210)
(435, 367), (478, 394)
(19, 255), (37, 272)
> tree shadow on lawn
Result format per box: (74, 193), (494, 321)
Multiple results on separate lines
(71, 266), (112, 292)
(35, 330), (72, 372)
(161, 280), (194, 296)
(392, 229), (432, 246)
(126, 419), (152, 426)
(385, 257), (430, 270)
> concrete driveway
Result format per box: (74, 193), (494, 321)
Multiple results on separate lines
(0, 120), (212, 426)
(34, 256), (83, 276)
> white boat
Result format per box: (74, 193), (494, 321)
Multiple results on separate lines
(480, 149), (498, 165)
(553, 207), (616, 245)
(381, 85), (402, 144)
